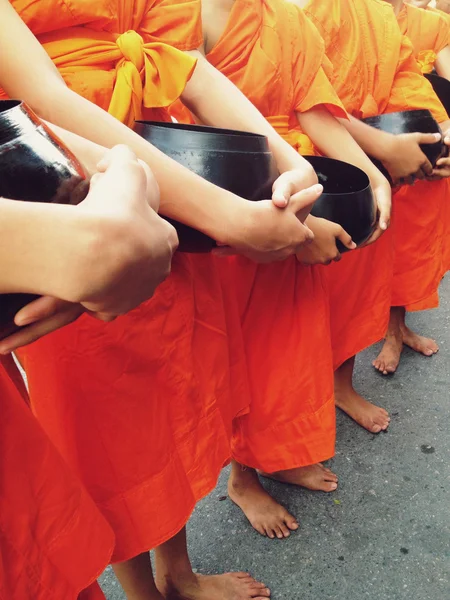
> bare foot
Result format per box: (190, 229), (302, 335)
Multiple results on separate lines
(401, 325), (439, 357)
(259, 464), (338, 493)
(228, 464), (298, 539)
(335, 387), (390, 433)
(163, 572), (271, 600)
(373, 332), (403, 375)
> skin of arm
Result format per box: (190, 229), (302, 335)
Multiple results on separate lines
(435, 46), (450, 80)
(0, 0), (318, 257)
(298, 107), (392, 229)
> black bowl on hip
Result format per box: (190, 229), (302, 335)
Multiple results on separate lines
(362, 109), (446, 181)
(305, 156), (377, 253)
(0, 99), (89, 341)
(134, 120), (279, 253)
(424, 73), (450, 119)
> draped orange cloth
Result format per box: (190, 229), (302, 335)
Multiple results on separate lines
(176, 0), (347, 471)
(13, 0), (249, 562)
(303, 0), (447, 366)
(396, 2), (450, 308)
(397, 4), (449, 74)
(0, 356), (113, 599)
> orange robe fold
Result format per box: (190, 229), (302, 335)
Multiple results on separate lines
(303, 0), (447, 366)
(177, 0), (347, 471)
(13, 0), (249, 562)
(397, 4), (449, 74)
(0, 356), (113, 599)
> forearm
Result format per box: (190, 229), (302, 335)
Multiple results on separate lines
(435, 47), (450, 81)
(337, 114), (394, 162)
(0, 199), (99, 298)
(299, 108), (387, 183)
(24, 84), (246, 243)
(183, 53), (314, 174)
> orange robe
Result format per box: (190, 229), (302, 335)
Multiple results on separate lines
(396, 2), (450, 307)
(12, 0), (249, 562)
(303, 0), (448, 366)
(176, 0), (347, 471)
(397, 3), (449, 74)
(0, 355), (113, 599)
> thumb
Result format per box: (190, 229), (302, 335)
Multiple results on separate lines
(289, 183), (323, 214)
(374, 188), (392, 230)
(14, 296), (67, 327)
(416, 132), (442, 145)
(336, 227), (356, 251)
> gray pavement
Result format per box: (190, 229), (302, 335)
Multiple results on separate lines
(100, 277), (450, 600)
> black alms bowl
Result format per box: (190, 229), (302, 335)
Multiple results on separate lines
(0, 100), (89, 341)
(363, 109), (446, 172)
(305, 156), (377, 252)
(425, 73), (450, 118)
(134, 121), (278, 252)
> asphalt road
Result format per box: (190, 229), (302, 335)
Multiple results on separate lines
(100, 276), (450, 600)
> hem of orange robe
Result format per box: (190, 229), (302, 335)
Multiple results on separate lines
(231, 394), (336, 473)
(391, 271), (442, 310)
(332, 331), (386, 371)
(106, 451), (230, 564)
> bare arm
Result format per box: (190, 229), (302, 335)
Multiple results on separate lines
(435, 45), (450, 81)
(184, 51), (317, 178)
(298, 107), (391, 229)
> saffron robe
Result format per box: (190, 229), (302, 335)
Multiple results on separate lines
(397, 2), (450, 306)
(303, 0), (447, 366)
(0, 356), (113, 599)
(178, 0), (347, 471)
(12, 0), (249, 562)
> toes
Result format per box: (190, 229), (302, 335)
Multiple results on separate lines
(371, 424), (382, 433)
(264, 526), (276, 539)
(278, 522), (291, 538)
(286, 519), (299, 531)
(253, 523), (267, 537)
(323, 481), (338, 492)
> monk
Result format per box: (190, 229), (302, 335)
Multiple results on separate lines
(171, 0), (393, 541)
(400, 2), (450, 79)
(2, 2), (322, 599)
(371, 0), (450, 373)
(0, 142), (180, 599)
(290, 0), (448, 431)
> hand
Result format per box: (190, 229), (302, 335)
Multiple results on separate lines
(72, 145), (178, 315)
(0, 298), (84, 354)
(429, 130), (450, 179)
(364, 175), (392, 245)
(214, 184), (323, 263)
(271, 163), (318, 211)
(296, 216), (356, 265)
(380, 132), (441, 184)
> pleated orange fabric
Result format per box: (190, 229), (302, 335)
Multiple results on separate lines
(13, 0), (249, 563)
(303, 0), (447, 365)
(397, 3), (449, 74)
(0, 356), (113, 600)
(177, 0), (347, 471)
(396, 2), (450, 306)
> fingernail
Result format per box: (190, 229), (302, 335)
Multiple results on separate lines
(435, 133), (442, 139)
(351, 242), (357, 249)
(313, 184), (323, 194)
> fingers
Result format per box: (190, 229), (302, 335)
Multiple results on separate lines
(336, 228), (356, 251)
(96, 144), (139, 172)
(271, 165), (318, 208)
(375, 189), (392, 230)
(0, 302), (84, 354)
(14, 296), (66, 327)
(416, 132), (442, 146)
(289, 184), (322, 238)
